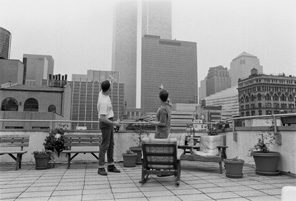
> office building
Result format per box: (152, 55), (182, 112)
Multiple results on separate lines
(229, 52), (263, 87)
(112, 0), (172, 108)
(70, 70), (124, 130)
(23, 54), (54, 86)
(141, 35), (197, 114)
(0, 27), (11, 59)
(0, 59), (25, 85)
(206, 65), (231, 96)
(204, 86), (239, 120)
(238, 68), (296, 116)
(199, 78), (207, 103)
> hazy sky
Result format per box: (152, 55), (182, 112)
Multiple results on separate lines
(2, 0), (296, 85)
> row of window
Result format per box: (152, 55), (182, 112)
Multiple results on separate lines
(240, 93), (294, 103)
(240, 86), (296, 93)
(241, 110), (288, 117)
(1, 97), (56, 113)
(241, 103), (295, 110)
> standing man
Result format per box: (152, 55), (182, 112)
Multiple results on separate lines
(97, 80), (121, 176)
(150, 89), (172, 139)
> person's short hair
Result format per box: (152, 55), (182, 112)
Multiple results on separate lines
(101, 80), (110, 92)
(159, 89), (169, 102)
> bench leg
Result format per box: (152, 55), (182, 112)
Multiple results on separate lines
(16, 154), (21, 170)
(219, 162), (222, 174)
(67, 153), (71, 169)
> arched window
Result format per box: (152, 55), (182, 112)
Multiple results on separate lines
(1, 97), (18, 111)
(257, 93), (262, 101)
(48, 105), (56, 113)
(24, 98), (39, 112)
(280, 94), (286, 101)
(245, 96), (249, 102)
(251, 95), (256, 102)
(265, 94), (271, 101)
(273, 94), (279, 101)
(288, 95), (294, 102)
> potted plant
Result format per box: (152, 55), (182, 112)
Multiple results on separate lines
(248, 132), (280, 176)
(44, 125), (68, 156)
(122, 150), (137, 167)
(224, 157), (244, 178)
(33, 150), (54, 169)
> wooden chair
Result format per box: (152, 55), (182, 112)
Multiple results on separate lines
(140, 138), (182, 186)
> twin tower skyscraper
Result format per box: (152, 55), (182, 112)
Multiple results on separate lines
(112, 0), (198, 113)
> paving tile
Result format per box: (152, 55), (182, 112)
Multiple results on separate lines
(147, 196), (182, 201)
(48, 195), (82, 201)
(246, 195), (281, 201)
(113, 191), (145, 199)
(234, 190), (268, 197)
(51, 189), (82, 196)
(177, 193), (214, 201)
(206, 192), (241, 200)
(142, 190), (174, 197)
(82, 193), (114, 201)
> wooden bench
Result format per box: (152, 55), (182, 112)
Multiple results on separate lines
(0, 135), (30, 170)
(62, 134), (102, 169)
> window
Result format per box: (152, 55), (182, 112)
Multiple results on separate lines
(245, 96), (249, 102)
(48, 105), (56, 113)
(1, 97), (18, 111)
(266, 103), (271, 108)
(265, 94), (271, 101)
(246, 105), (249, 109)
(257, 94), (262, 101)
(281, 103), (287, 108)
(258, 110), (262, 115)
(266, 110), (272, 115)
(246, 111), (250, 116)
(273, 94), (279, 101)
(281, 94), (286, 101)
(258, 103), (262, 108)
(288, 95), (294, 102)
(24, 98), (39, 112)
(251, 111), (255, 116)
(289, 104), (294, 109)
(240, 105), (244, 110)
(273, 103), (279, 108)
(251, 104), (255, 109)
(251, 95), (256, 101)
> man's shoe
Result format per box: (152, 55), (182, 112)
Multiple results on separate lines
(98, 168), (108, 176)
(107, 165), (121, 173)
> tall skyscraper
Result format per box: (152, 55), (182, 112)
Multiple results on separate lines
(23, 54), (54, 86)
(0, 27), (11, 59)
(70, 70), (124, 130)
(206, 65), (231, 96)
(229, 52), (263, 87)
(198, 77), (207, 103)
(141, 35), (197, 114)
(112, 0), (172, 108)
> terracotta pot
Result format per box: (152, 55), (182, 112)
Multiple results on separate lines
(122, 153), (137, 167)
(129, 146), (142, 164)
(252, 151), (280, 176)
(34, 154), (50, 170)
(224, 159), (244, 178)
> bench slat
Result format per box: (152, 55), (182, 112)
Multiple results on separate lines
(64, 143), (100, 147)
(0, 151), (27, 154)
(63, 150), (99, 153)
(0, 142), (29, 147)
(64, 138), (101, 143)
(0, 138), (30, 143)
(0, 135), (30, 138)
(64, 134), (101, 138)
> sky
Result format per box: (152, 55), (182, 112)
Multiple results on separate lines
(1, 0), (296, 85)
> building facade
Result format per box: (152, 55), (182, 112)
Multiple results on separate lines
(0, 27), (11, 59)
(0, 83), (71, 129)
(112, 0), (172, 108)
(204, 86), (239, 120)
(0, 59), (25, 85)
(206, 65), (231, 96)
(23, 54), (54, 86)
(141, 35), (197, 114)
(229, 52), (263, 87)
(198, 78), (207, 103)
(238, 69), (296, 116)
(70, 70), (124, 130)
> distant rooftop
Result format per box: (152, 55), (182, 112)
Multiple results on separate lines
(232, 52), (257, 61)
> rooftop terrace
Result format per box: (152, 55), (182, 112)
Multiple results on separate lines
(1, 161), (295, 201)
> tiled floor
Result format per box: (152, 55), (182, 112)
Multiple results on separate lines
(0, 161), (295, 201)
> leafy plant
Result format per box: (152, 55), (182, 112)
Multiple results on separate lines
(43, 124), (68, 156)
(248, 132), (276, 156)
